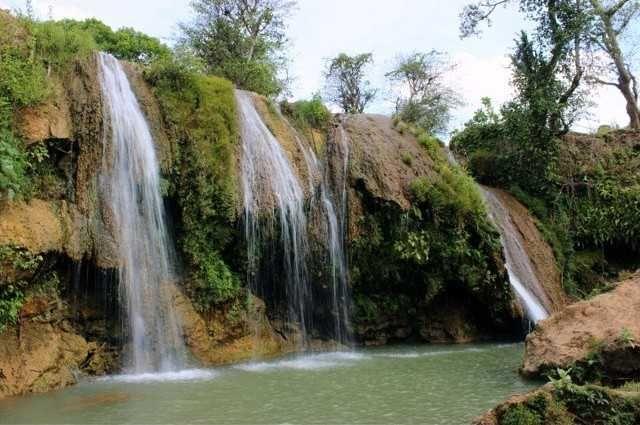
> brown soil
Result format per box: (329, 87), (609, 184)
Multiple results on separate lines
(15, 77), (72, 145)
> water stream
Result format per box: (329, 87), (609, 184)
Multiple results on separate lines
(480, 187), (549, 323)
(98, 52), (185, 372)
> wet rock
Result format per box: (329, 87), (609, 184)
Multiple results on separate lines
(169, 283), (291, 365)
(522, 275), (640, 378)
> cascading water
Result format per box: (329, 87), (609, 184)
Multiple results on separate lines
(480, 187), (549, 323)
(237, 90), (312, 344)
(98, 52), (186, 372)
(292, 127), (351, 345)
(237, 90), (351, 346)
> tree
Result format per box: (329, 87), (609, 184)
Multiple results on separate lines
(386, 51), (463, 135)
(180, 0), (295, 97)
(459, 0), (591, 195)
(587, 0), (640, 129)
(323, 53), (376, 114)
(461, 0), (589, 135)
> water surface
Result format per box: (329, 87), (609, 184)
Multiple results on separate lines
(0, 343), (535, 424)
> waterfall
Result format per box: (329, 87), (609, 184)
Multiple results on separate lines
(293, 127), (351, 345)
(480, 187), (549, 323)
(98, 52), (186, 372)
(237, 90), (351, 346)
(237, 90), (312, 344)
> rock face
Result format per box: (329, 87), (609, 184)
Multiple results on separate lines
(0, 294), (115, 400)
(170, 285), (289, 365)
(522, 275), (640, 377)
(483, 187), (567, 314)
(341, 114), (437, 214)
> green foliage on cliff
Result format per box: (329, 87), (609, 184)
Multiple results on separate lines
(52, 19), (171, 64)
(452, 95), (640, 299)
(351, 124), (512, 330)
(0, 99), (28, 201)
(0, 245), (44, 331)
(145, 56), (242, 309)
(179, 0), (293, 97)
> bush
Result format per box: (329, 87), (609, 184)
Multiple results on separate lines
(0, 285), (24, 332)
(32, 20), (96, 72)
(55, 19), (170, 64)
(0, 51), (48, 108)
(281, 93), (331, 130)
(501, 405), (542, 425)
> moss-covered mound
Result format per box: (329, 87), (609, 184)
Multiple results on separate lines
(337, 117), (518, 344)
(475, 382), (640, 425)
(144, 59), (242, 310)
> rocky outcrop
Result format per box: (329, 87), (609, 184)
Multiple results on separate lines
(341, 114), (437, 213)
(473, 383), (640, 425)
(16, 78), (73, 144)
(170, 285), (289, 365)
(0, 294), (114, 400)
(522, 275), (640, 378)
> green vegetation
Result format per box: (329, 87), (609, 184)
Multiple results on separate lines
(144, 56), (242, 309)
(280, 93), (331, 131)
(323, 53), (376, 113)
(351, 123), (512, 329)
(179, 0), (294, 97)
(0, 245), (44, 332)
(55, 19), (170, 63)
(386, 51), (462, 135)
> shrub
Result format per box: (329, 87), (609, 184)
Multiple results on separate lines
(0, 285), (24, 332)
(54, 19), (170, 64)
(281, 93), (331, 130)
(32, 20), (96, 72)
(501, 405), (542, 425)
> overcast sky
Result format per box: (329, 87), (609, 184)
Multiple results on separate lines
(0, 0), (633, 133)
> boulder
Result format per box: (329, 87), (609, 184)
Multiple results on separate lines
(522, 275), (640, 377)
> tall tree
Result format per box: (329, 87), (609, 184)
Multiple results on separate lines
(323, 53), (377, 114)
(460, 0), (589, 135)
(386, 51), (462, 135)
(587, 0), (640, 128)
(180, 0), (295, 96)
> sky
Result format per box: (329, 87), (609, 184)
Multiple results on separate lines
(0, 0), (633, 133)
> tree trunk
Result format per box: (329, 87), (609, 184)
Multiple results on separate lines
(601, 11), (640, 129)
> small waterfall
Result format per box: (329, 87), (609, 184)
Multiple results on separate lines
(481, 187), (549, 323)
(98, 52), (186, 372)
(237, 90), (312, 344)
(237, 90), (351, 346)
(293, 128), (351, 345)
